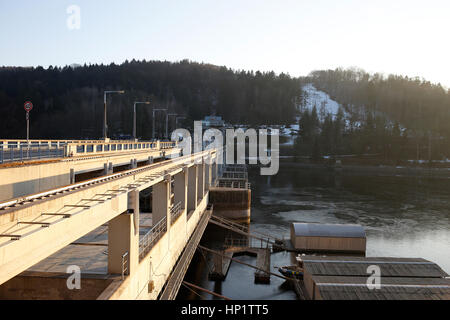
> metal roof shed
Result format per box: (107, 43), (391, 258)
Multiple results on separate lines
(290, 223), (366, 255)
(300, 255), (450, 300)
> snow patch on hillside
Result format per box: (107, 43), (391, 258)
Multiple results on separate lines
(301, 83), (345, 120)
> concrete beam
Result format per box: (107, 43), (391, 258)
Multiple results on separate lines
(130, 159), (137, 169)
(197, 161), (205, 200)
(104, 162), (113, 175)
(0, 192), (128, 286)
(213, 162), (218, 185)
(0, 147), (181, 203)
(174, 169), (188, 210)
(107, 211), (139, 276)
(187, 165), (198, 212)
(205, 158), (212, 191)
(128, 189), (140, 237)
(70, 168), (75, 184)
(98, 191), (211, 300)
(152, 178), (170, 226)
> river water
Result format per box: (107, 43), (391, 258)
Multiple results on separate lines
(179, 160), (450, 300)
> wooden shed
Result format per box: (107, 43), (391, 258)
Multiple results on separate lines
(290, 223), (366, 255)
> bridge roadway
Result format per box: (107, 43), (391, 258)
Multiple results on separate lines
(0, 140), (180, 202)
(0, 148), (219, 299)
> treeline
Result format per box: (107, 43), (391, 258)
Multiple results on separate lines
(296, 68), (450, 162)
(295, 106), (408, 162)
(0, 60), (302, 139)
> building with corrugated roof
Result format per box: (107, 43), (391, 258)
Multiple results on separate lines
(300, 255), (450, 300)
(290, 223), (366, 255)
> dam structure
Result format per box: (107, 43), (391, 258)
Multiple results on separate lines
(0, 139), (224, 300)
(209, 164), (251, 222)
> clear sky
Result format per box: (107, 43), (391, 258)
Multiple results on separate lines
(1, 0), (449, 86)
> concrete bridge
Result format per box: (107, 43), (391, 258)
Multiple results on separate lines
(0, 139), (221, 299)
(0, 139), (179, 202)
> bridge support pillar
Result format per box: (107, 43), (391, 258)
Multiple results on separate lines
(211, 162), (215, 185)
(128, 189), (140, 237)
(104, 162), (113, 175)
(187, 165), (198, 212)
(130, 159), (137, 169)
(197, 161), (205, 201)
(152, 176), (171, 226)
(107, 193), (139, 276)
(70, 168), (75, 184)
(205, 157), (212, 191)
(174, 168), (188, 210)
(214, 162), (220, 182)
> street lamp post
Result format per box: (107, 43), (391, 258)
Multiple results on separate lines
(103, 90), (125, 140)
(133, 101), (151, 141)
(152, 108), (167, 140)
(166, 113), (178, 139)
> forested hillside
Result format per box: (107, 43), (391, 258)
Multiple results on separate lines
(309, 68), (450, 135)
(296, 68), (450, 162)
(3, 61), (450, 162)
(0, 60), (302, 139)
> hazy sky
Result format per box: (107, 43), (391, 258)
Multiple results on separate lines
(1, 0), (449, 86)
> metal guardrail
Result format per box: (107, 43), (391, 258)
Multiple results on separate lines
(224, 236), (270, 249)
(224, 237), (250, 248)
(170, 201), (183, 225)
(160, 142), (177, 149)
(223, 164), (248, 172)
(221, 171), (248, 180)
(0, 140), (177, 163)
(209, 215), (282, 244)
(0, 145), (64, 164)
(139, 216), (167, 260)
(217, 180), (251, 189)
(0, 139), (131, 145)
(71, 142), (157, 157)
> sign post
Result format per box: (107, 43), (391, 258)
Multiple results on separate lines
(24, 101), (33, 158)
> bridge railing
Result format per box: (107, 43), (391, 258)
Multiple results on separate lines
(223, 164), (248, 172)
(0, 140), (178, 163)
(0, 144), (65, 164)
(224, 236), (270, 249)
(65, 141), (177, 157)
(216, 180), (251, 189)
(170, 201), (183, 225)
(221, 171), (248, 180)
(0, 139), (135, 149)
(139, 216), (168, 260)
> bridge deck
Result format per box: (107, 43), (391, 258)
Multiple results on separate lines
(0, 150), (215, 285)
(0, 145), (181, 203)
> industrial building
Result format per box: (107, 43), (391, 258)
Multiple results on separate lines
(300, 255), (450, 300)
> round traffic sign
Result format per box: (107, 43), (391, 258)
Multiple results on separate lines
(24, 101), (33, 112)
